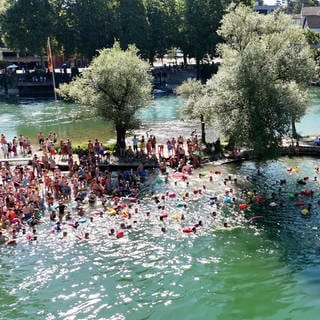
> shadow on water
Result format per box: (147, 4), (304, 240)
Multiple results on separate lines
(230, 157), (320, 271)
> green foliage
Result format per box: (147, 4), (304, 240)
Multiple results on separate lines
(0, 0), (231, 66)
(176, 78), (205, 119)
(145, 0), (179, 62)
(303, 29), (320, 78)
(180, 5), (316, 158)
(59, 42), (152, 146)
(116, 0), (149, 57)
(51, 0), (116, 59)
(286, 0), (319, 14)
(179, 0), (223, 63)
(1, 0), (54, 55)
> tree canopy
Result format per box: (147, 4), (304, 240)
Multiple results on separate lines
(0, 0), (248, 65)
(1, 0), (54, 55)
(178, 5), (316, 158)
(59, 42), (152, 148)
(286, 0), (319, 14)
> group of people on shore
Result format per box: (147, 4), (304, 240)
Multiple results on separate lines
(119, 131), (202, 172)
(0, 129), (206, 245)
(0, 134), (32, 159)
(0, 130), (153, 244)
(1, 127), (320, 246)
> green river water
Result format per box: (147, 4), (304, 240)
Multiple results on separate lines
(1, 92), (320, 319)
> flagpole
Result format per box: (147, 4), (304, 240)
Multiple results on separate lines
(47, 37), (57, 101)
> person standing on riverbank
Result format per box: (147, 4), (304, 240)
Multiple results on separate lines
(132, 135), (138, 153)
(37, 132), (45, 151)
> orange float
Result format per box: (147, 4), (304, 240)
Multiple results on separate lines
(238, 203), (248, 210)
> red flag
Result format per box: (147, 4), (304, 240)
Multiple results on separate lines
(47, 37), (53, 72)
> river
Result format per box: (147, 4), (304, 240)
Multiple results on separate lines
(1, 92), (320, 320)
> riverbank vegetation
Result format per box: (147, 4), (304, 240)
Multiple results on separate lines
(177, 5), (316, 159)
(58, 42), (152, 152)
(0, 0), (252, 68)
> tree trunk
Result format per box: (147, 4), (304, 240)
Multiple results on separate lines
(115, 123), (126, 155)
(292, 116), (298, 139)
(200, 114), (206, 144)
(183, 53), (187, 66)
(196, 58), (200, 80)
(3, 73), (8, 96)
(149, 51), (155, 65)
(40, 53), (44, 70)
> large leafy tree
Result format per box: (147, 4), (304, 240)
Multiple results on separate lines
(145, 0), (179, 63)
(59, 42), (152, 149)
(52, 0), (116, 59)
(177, 0), (252, 71)
(116, 0), (149, 57)
(180, 5), (315, 158)
(180, 0), (223, 70)
(1, 0), (54, 55)
(176, 79), (207, 143)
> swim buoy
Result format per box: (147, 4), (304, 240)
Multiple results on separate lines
(156, 177), (164, 184)
(304, 189), (313, 196)
(168, 193), (176, 198)
(108, 208), (117, 215)
(223, 197), (232, 203)
(176, 202), (185, 207)
(12, 217), (21, 224)
(129, 197), (137, 203)
(255, 196), (266, 202)
(172, 214), (180, 220)
(295, 201), (305, 206)
(238, 203), (247, 210)
(193, 189), (200, 194)
(79, 217), (87, 223)
(160, 213), (168, 219)
(301, 208), (309, 215)
(116, 230), (124, 239)
(288, 193), (295, 199)
(182, 227), (193, 233)
(26, 234), (33, 240)
(172, 172), (185, 179)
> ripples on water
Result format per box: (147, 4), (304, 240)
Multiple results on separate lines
(1, 159), (320, 319)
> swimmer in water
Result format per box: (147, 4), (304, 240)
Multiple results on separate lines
(0, 231), (6, 244)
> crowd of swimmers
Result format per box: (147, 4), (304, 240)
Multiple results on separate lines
(0, 130), (207, 244)
(2, 130), (320, 246)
